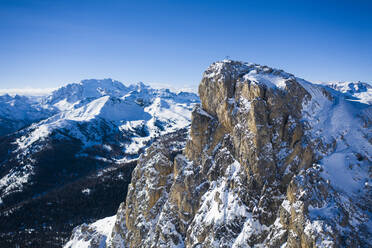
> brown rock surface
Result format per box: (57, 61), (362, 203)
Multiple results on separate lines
(67, 61), (372, 248)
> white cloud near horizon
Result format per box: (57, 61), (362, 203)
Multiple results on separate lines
(0, 87), (57, 96)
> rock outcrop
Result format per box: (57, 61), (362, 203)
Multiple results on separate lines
(67, 60), (372, 248)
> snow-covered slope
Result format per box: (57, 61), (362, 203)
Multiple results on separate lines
(64, 215), (117, 248)
(13, 80), (198, 155)
(45, 79), (131, 110)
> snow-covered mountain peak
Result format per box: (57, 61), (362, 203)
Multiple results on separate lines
(46, 78), (131, 109)
(46, 79), (199, 113)
(8, 80), (199, 155)
(204, 60), (295, 90)
(327, 81), (371, 93)
(128, 81), (149, 92)
(61, 95), (151, 123)
(323, 81), (372, 104)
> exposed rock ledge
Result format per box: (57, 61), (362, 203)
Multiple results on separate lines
(66, 60), (372, 248)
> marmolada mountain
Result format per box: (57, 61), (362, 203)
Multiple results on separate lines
(1, 61), (371, 248)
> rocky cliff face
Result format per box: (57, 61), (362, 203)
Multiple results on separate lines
(67, 60), (372, 248)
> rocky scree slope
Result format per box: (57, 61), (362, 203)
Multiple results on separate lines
(0, 79), (198, 247)
(65, 129), (188, 248)
(67, 60), (371, 248)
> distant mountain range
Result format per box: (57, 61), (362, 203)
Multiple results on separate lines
(323, 81), (372, 105)
(0, 79), (199, 247)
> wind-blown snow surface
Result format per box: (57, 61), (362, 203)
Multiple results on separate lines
(0, 79), (199, 207)
(64, 215), (116, 248)
(299, 79), (371, 194)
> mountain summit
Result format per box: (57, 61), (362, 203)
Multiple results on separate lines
(66, 60), (371, 248)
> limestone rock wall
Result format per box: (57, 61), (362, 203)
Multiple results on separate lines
(69, 60), (372, 248)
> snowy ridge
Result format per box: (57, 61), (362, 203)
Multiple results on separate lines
(10, 79), (198, 153)
(45, 79), (131, 109)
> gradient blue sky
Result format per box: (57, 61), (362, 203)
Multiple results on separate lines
(0, 0), (371, 90)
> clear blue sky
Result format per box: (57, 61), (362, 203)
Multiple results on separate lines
(0, 0), (371, 89)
